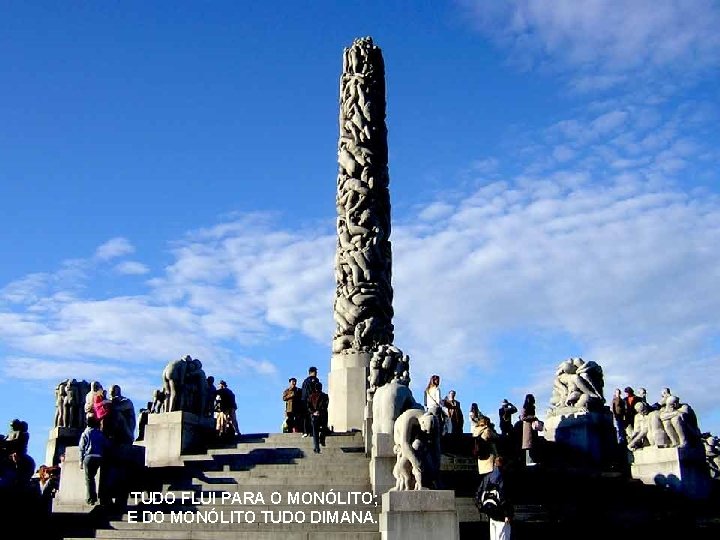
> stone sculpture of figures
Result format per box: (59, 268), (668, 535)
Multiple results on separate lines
(627, 401), (669, 450)
(704, 434), (720, 480)
(53, 379), (91, 429)
(110, 385), (136, 444)
(54, 382), (67, 428)
(333, 37), (394, 355)
(659, 394), (701, 448)
(390, 408), (441, 491)
(184, 358), (208, 417)
(549, 357), (605, 412)
(151, 388), (166, 413)
(627, 392), (702, 451)
(160, 355), (209, 416)
(162, 356), (190, 412)
(367, 344), (422, 435)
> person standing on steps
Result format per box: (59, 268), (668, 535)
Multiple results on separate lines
(215, 380), (239, 439)
(301, 367), (320, 438)
(282, 377), (302, 433)
(498, 399), (517, 439)
(476, 455), (513, 540)
(78, 416), (107, 505)
(307, 381), (329, 454)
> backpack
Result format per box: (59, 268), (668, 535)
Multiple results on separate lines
(475, 481), (505, 522)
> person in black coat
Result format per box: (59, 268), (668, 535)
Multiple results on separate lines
(300, 367), (320, 437)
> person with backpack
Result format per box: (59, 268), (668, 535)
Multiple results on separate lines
(475, 455), (513, 539)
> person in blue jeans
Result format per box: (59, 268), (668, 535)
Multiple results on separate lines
(79, 415), (108, 505)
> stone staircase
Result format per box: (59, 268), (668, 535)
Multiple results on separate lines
(64, 432), (381, 540)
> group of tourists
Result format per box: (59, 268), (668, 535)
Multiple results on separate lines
(0, 418), (59, 524)
(423, 374), (547, 540)
(282, 367), (330, 454)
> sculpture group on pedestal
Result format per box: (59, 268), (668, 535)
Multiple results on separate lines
(155, 354), (211, 416)
(390, 408), (441, 491)
(53, 379), (91, 430)
(627, 390), (702, 451)
(549, 357), (605, 414)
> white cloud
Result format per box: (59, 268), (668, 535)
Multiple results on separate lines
(94, 237), (135, 260)
(463, 0), (720, 90)
(3, 357), (125, 381)
(114, 261), (150, 275)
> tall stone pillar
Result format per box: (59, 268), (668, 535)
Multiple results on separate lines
(329, 37), (394, 433)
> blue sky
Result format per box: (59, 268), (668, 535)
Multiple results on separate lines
(1, 1), (719, 467)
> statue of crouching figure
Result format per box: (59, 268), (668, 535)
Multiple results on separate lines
(390, 408), (441, 491)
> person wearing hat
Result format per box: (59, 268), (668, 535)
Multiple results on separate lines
(215, 380), (239, 438)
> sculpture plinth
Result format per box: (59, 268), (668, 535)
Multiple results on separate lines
(328, 351), (372, 432)
(45, 426), (82, 467)
(142, 411), (214, 467)
(380, 490), (459, 540)
(630, 445), (711, 499)
(543, 409), (617, 466)
(53, 443), (145, 512)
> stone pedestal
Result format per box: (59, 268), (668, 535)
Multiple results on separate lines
(630, 445), (711, 499)
(45, 427), (82, 467)
(54, 443), (145, 512)
(328, 351), (371, 433)
(380, 490), (459, 540)
(143, 411), (214, 467)
(364, 401), (373, 456)
(543, 408), (616, 465)
(371, 432), (396, 495)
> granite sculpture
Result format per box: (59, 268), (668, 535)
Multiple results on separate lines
(369, 345), (421, 435)
(332, 36), (394, 355)
(53, 379), (91, 429)
(390, 408), (441, 491)
(704, 434), (720, 480)
(109, 385), (136, 444)
(161, 355), (208, 415)
(549, 357), (605, 413)
(628, 391), (702, 450)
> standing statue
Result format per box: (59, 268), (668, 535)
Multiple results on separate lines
(333, 36), (394, 355)
(369, 345), (421, 435)
(109, 385), (136, 444)
(162, 356), (190, 412)
(53, 382), (67, 428)
(160, 355), (208, 415)
(390, 408), (441, 491)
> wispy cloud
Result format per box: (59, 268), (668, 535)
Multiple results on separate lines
(114, 261), (150, 275)
(462, 0), (720, 90)
(94, 237), (135, 260)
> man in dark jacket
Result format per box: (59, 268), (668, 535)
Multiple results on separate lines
(282, 378), (302, 433)
(300, 367), (320, 437)
(476, 455), (513, 539)
(215, 380), (239, 438)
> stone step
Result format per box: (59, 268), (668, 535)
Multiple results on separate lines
(190, 480), (372, 490)
(200, 469), (369, 481)
(92, 526), (380, 538)
(67, 533), (379, 540)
